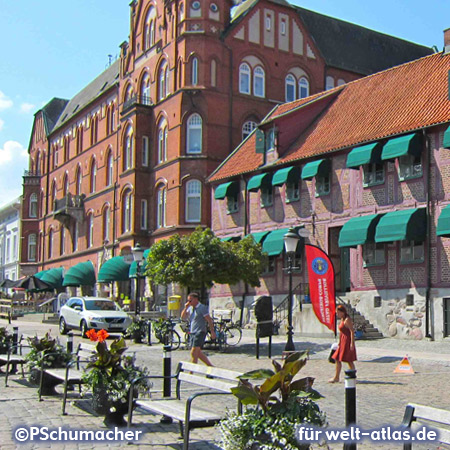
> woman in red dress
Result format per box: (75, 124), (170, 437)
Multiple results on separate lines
(329, 305), (356, 383)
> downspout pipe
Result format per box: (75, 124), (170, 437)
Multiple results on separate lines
(424, 129), (433, 340)
(239, 176), (249, 326)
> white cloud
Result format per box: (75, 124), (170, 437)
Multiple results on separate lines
(20, 103), (35, 114)
(0, 91), (13, 111)
(0, 119), (4, 131)
(0, 140), (28, 206)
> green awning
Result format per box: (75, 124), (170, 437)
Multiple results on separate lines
(262, 227), (304, 256)
(375, 208), (427, 243)
(272, 166), (300, 186)
(62, 261), (96, 287)
(247, 173), (272, 192)
(443, 125), (450, 149)
(129, 249), (150, 278)
(338, 214), (384, 248)
(214, 181), (239, 200)
(346, 142), (383, 169)
(221, 236), (241, 242)
(381, 133), (422, 161)
(248, 231), (270, 244)
(40, 268), (64, 289)
(34, 270), (49, 280)
(301, 159), (330, 180)
(437, 205), (450, 237)
(98, 257), (131, 283)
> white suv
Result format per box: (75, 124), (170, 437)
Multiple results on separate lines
(59, 296), (132, 337)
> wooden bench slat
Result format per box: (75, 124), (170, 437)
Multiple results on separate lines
(409, 403), (450, 426)
(178, 372), (236, 392)
(45, 368), (84, 382)
(179, 361), (241, 380)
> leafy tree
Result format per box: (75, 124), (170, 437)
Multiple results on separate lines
(145, 227), (266, 293)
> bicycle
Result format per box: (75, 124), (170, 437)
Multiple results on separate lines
(215, 319), (242, 347)
(152, 317), (181, 350)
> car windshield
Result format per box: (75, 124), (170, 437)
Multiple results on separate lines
(84, 300), (119, 311)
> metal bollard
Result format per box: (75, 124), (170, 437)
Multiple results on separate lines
(66, 333), (73, 353)
(10, 326), (19, 374)
(344, 369), (357, 450)
(147, 321), (152, 346)
(160, 337), (173, 424)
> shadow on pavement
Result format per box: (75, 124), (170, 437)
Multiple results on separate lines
(356, 380), (404, 385)
(367, 356), (403, 363)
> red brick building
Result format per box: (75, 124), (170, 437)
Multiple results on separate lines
(20, 0), (431, 298)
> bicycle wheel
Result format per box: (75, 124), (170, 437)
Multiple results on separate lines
(217, 331), (227, 352)
(225, 325), (242, 346)
(169, 330), (181, 350)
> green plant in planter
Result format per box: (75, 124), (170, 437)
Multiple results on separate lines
(217, 351), (326, 450)
(124, 318), (147, 342)
(0, 327), (13, 354)
(152, 317), (171, 343)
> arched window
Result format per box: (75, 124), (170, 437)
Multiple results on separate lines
(253, 66), (265, 97)
(140, 73), (151, 105)
(36, 152), (41, 175)
(124, 84), (134, 102)
(60, 227), (65, 256)
(86, 213), (94, 247)
(159, 61), (169, 100)
(28, 234), (37, 262)
(103, 206), (110, 242)
(285, 74), (296, 102)
(242, 121), (257, 140)
(326, 76), (334, 91)
(90, 115), (98, 145)
(186, 113), (202, 154)
(63, 137), (69, 162)
(143, 7), (156, 50)
(337, 78), (346, 87)
(191, 57), (198, 86)
(63, 173), (69, 197)
(90, 158), (97, 193)
(186, 180), (201, 222)
(51, 181), (57, 211)
(299, 77), (309, 99)
(123, 127), (133, 170)
(239, 63), (251, 94)
(48, 229), (53, 259)
(142, 136), (149, 167)
(75, 166), (82, 196)
(106, 104), (115, 134)
(76, 126), (83, 155)
(156, 187), (166, 229)
(29, 193), (38, 218)
(158, 122), (168, 163)
(122, 190), (132, 233)
(140, 199), (148, 230)
(106, 151), (113, 186)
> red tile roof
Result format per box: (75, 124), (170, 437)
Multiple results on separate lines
(210, 52), (450, 183)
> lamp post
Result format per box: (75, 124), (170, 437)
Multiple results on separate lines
(283, 228), (300, 353)
(132, 243), (145, 316)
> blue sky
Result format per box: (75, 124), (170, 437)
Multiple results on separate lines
(0, 0), (449, 208)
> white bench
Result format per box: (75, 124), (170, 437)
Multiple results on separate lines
(128, 361), (241, 450)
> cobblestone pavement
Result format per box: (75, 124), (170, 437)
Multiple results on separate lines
(1, 317), (450, 449)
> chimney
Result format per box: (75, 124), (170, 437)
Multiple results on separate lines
(444, 28), (450, 53)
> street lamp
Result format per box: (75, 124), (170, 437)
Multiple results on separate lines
(283, 228), (300, 352)
(132, 243), (145, 316)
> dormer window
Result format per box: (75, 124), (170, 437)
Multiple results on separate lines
(266, 128), (277, 152)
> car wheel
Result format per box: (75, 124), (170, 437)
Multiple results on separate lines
(80, 320), (88, 338)
(59, 317), (68, 335)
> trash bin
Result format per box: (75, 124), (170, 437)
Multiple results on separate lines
(254, 295), (273, 338)
(168, 295), (181, 311)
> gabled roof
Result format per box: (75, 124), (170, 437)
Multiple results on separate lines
(209, 52), (450, 183)
(52, 60), (120, 133)
(229, 1), (433, 76)
(40, 98), (69, 135)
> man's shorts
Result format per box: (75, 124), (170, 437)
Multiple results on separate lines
(190, 331), (207, 348)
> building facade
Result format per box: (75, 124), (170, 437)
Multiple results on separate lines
(20, 0), (431, 298)
(209, 34), (450, 340)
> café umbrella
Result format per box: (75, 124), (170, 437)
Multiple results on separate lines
(12, 276), (52, 291)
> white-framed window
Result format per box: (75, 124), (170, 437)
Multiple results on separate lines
(122, 191), (132, 233)
(398, 154), (423, 180)
(400, 240), (424, 263)
(283, 252), (302, 272)
(106, 152), (113, 186)
(325, 76), (334, 91)
(51, 181), (57, 211)
(263, 255), (276, 275)
(285, 74), (296, 102)
(239, 63), (251, 94)
(187, 113), (202, 154)
(142, 136), (149, 167)
(29, 193), (38, 218)
(157, 188), (166, 229)
(316, 175), (330, 196)
(227, 194), (239, 214)
(242, 121), (257, 140)
(363, 163), (385, 186)
(281, 19), (286, 35)
(141, 73), (151, 104)
(90, 159), (96, 194)
(337, 79), (346, 86)
(103, 207), (110, 242)
(48, 229), (53, 259)
(158, 124), (168, 163)
(60, 227), (65, 255)
(299, 77), (309, 99)
(266, 15), (271, 30)
(260, 186), (273, 207)
(266, 128), (277, 152)
(286, 181), (300, 203)
(28, 234), (37, 262)
(159, 62), (168, 100)
(5, 237), (10, 263)
(186, 179), (201, 222)
(87, 214), (94, 247)
(124, 129), (133, 170)
(76, 167), (82, 195)
(140, 199), (148, 230)
(253, 66), (265, 98)
(191, 57), (198, 86)
(363, 242), (385, 266)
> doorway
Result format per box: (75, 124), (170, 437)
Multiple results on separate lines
(328, 227), (351, 293)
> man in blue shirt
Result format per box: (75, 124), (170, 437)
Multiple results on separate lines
(181, 292), (216, 366)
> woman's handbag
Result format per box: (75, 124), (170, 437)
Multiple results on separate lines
(328, 343), (339, 363)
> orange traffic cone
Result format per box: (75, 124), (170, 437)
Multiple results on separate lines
(393, 355), (414, 374)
